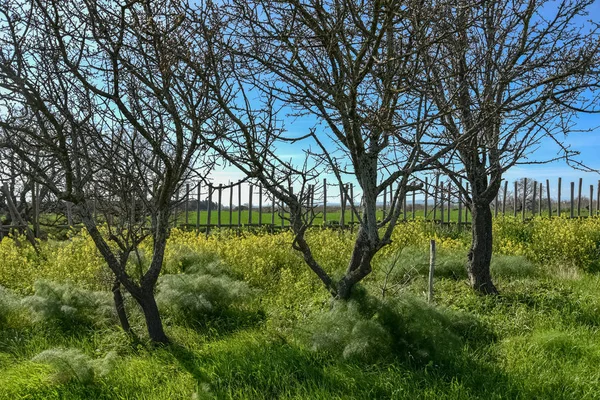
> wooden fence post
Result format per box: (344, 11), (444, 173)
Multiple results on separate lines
(577, 178), (583, 217)
(258, 184), (263, 227)
(248, 184), (253, 226)
(447, 183), (451, 223)
(456, 185), (464, 230)
(428, 240), (436, 304)
(557, 177), (562, 217)
(513, 181), (518, 218)
(433, 175), (439, 221)
(206, 185), (212, 236)
(350, 183), (355, 225)
(340, 184), (346, 228)
(218, 184), (223, 228)
(229, 184), (233, 228)
(403, 190), (407, 221)
(323, 179), (327, 226)
(570, 181), (575, 218)
(312, 185), (316, 214)
(345, 184), (350, 227)
(440, 181), (445, 224)
(465, 183), (470, 222)
(522, 178), (527, 222)
(424, 177), (429, 219)
(238, 181), (242, 230)
(185, 183), (190, 227)
(458, 180), (463, 227)
(539, 182), (542, 217)
(590, 184), (594, 217)
(196, 183), (201, 234)
(412, 185), (416, 220)
(546, 179), (551, 218)
(281, 198), (285, 228)
(532, 181), (537, 217)
(502, 180), (508, 216)
(271, 193), (276, 230)
(597, 180), (600, 216)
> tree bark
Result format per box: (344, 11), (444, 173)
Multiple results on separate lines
(138, 291), (169, 344)
(112, 279), (131, 334)
(336, 227), (375, 300)
(467, 201), (498, 295)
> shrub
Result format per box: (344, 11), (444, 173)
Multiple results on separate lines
(21, 280), (114, 327)
(32, 348), (95, 384)
(305, 292), (491, 365)
(156, 256), (252, 323)
(308, 299), (392, 363)
(0, 285), (21, 325)
(31, 348), (118, 384)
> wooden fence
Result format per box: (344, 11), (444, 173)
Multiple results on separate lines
(1, 176), (599, 238)
(170, 176), (600, 234)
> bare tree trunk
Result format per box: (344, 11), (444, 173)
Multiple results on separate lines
(138, 291), (169, 344)
(136, 209), (171, 344)
(80, 207), (169, 343)
(336, 227), (375, 300)
(112, 279), (131, 334)
(467, 201), (498, 295)
(336, 258), (373, 300)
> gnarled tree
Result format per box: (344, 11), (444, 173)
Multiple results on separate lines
(413, 0), (600, 293)
(188, 0), (455, 299)
(0, 0), (217, 342)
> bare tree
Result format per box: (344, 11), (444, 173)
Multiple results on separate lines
(0, 0), (217, 342)
(186, 0), (454, 299)
(413, 0), (600, 293)
(0, 145), (63, 242)
(0, 150), (36, 243)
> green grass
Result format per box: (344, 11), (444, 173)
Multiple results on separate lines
(3, 239), (600, 399)
(174, 208), (474, 228)
(174, 207), (598, 228)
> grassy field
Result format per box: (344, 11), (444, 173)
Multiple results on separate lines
(23, 205), (597, 237)
(175, 207), (596, 228)
(174, 209), (473, 229)
(2, 219), (600, 399)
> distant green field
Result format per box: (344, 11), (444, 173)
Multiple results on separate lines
(172, 206), (596, 228)
(172, 208), (473, 227)
(12, 205), (595, 239)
